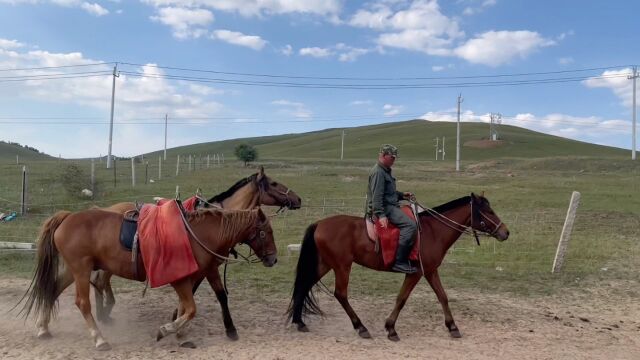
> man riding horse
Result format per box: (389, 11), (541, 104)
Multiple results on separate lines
(366, 144), (417, 274)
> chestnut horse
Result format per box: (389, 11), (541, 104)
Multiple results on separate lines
(287, 193), (509, 341)
(21, 205), (277, 350)
(92, 166), (301, 329)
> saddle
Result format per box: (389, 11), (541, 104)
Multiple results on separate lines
(365, 206), (420, 268)
(118, 202), (144, 278)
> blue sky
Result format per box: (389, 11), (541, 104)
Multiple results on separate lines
(0, 0), (637, 158)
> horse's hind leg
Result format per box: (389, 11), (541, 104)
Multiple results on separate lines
(425, 270), (461, 338)
(333, 265), (371, 339)
(37, 261), (74, 339)
(156, 279), (197, 344)
(384, 273), (421, 341)
(73, 269), (111, 350)
(91, 271), (108, 322)
(102, 272), (116, 322)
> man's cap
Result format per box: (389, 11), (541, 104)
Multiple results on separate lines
(379, 144), (398, 157)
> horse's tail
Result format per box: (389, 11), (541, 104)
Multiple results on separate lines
(286, 223), (324, 324)
(19, 211), (71, 321)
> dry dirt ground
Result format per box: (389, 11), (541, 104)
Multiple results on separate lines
(0, 277), (638, 360)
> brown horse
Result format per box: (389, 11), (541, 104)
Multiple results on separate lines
(21, 205), (277, 350)
(287, 193), (509, 341)
(93, 166), (301, 326)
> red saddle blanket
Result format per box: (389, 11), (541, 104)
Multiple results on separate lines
(138, 200), (199, 288)
(156, 196), (198, 212)
(375, 206), (420, 268)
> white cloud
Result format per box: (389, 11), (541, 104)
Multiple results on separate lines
(351, 0), (464, 56)
(80, 2), (108, 16)
(0, 44), (225, 157)
(280, 44), (293, 56)
(558, 57), (574, 65)
(211, 30), (267, 50)
(454, 30), (555, 66)
(150, 7), (214, 39)
(557, 30), (574, 41)
(271, 99), (312, 118)
(0, 39), (25, 49)
(583, 68), (635, 108)
(383, 104), (404, 116)
(142, 0), (341, 18)
(299, 47), (333, 58)
(350, 100), (373, 106)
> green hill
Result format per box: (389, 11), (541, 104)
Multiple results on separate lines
(0, 141), (53, 161)
(144, 119), (630, 161)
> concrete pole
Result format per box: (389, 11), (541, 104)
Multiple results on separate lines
(107, 64), (118, 169)
(456, 94), (463, 172)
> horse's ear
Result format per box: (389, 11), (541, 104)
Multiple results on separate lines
(471, 192), (480, 203)
(480, 191), (485, 197)
(257, 166), (265, 180)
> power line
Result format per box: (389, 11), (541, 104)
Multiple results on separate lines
(0, 62), (115, 72)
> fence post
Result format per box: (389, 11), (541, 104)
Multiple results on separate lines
(176, 155), (180, 176)
(113, 157), (117, 187)
(552, 191), (581, 273)
(158, 156), (162, 180)
(20, 166), (27, 215)
(188, 155), (192, 172)
(207, 154), (210, 168)
(131, 158), (136, 187)
(221, 153), (225, 163)
(16, 155), (19, 165)
(91, 158), (95, 193)
(145, 161), (148, 184)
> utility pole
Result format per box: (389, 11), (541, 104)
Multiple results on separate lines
(456, 94), (463, 172)
(164, 113), (168, 161)
(442, 136), (446, 160)
(434, 138), (439, 160)
(341, 130), (345, 160)
(628, 66), (638, 160)
(107, 63), (118, 169)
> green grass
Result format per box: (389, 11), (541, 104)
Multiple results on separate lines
(0, 121), (638, 299)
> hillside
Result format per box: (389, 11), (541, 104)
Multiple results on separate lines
(144, 119), (630, 161)
(0, 141), (53, 161)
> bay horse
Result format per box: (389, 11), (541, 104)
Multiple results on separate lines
(287, 193), (509, 341)
(93, 166), (301, 329)
(21, 205), (277, 350)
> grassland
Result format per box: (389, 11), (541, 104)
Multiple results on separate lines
(0, 120), (638, 299)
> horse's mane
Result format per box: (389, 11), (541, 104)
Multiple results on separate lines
(208, 173), (258, 204)
(419, 196), (471, 217)
(188, 208), (259, 243)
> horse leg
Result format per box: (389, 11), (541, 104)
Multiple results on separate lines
(333, 265), (370, 339)
(156, 279), (197, 344)
(293, 261), (330, 332)
(204, 269), (239, 340)
(384, 273), (421, 341)
(102, 272), (116, 323)
(91, 271), (106, 322)
(425, 270), (461, 338)
(171, 275), (205, 321)
(37, 263), (74, 339)
(73, 270), (111, 350)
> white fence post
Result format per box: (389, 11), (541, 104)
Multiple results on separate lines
(20, 166), (27, 215)
(176, 155), (180, 176)
(131, 158), (136, 187)
(91, 159), (95, 192)
(158, 156), (162, 180)
(552, 191), (581, 273)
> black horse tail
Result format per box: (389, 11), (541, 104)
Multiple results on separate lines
(286, 223), (323, 325)
(19, 211), (71, 321)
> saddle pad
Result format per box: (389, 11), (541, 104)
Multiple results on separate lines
(138, 200), (199, 288)
(375, 206), (420, 268)
(119, 218), (138, 250)
(156, 196), (198, 212)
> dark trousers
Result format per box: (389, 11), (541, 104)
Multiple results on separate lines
(384, 206), (417, 247)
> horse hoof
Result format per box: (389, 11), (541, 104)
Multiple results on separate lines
(226, 329), (239, 341)
(179, 341), (197, 349)
(96, 341), (112, 351)
(296, 323), (309, 333)
(358, 329), (372, 339)
(450, 329), (462, 338)
(387, 333), (400, 342)
(37, 331), (52, 339)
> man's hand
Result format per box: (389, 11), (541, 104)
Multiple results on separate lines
(378, 217), (389, 228)
(403, 192), (415, 201)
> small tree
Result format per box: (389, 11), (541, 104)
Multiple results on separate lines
(234, 143), (258, 166)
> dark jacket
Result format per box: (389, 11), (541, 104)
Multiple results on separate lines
(367, 162), (404, 219)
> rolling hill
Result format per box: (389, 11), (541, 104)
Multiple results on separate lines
(143, 119), (630, 161)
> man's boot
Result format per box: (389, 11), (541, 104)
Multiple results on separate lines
(392, 243), (417, 274)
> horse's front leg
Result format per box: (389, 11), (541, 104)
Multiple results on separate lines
(425, 270), (461, 338)
(157, 279), (197, 344)
(384, 273), (421, 341)
(205, 267), (239, 340)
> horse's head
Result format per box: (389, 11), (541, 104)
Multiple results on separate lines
(470, 192), (510, 241)
(254, 166), (302, 209)
(244, 207), (278, 267)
